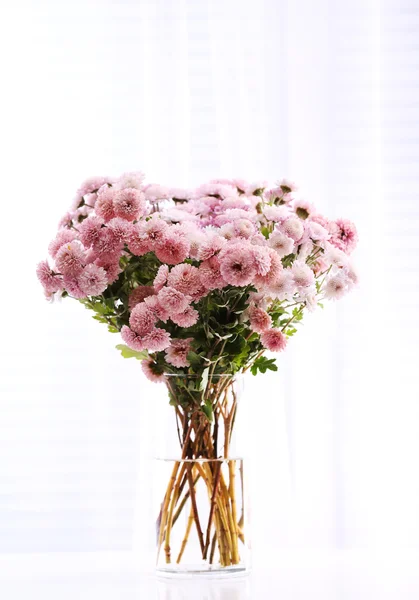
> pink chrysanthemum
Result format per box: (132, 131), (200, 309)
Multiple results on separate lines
(291, 260), (315, 289)
(83, 192), (98, 207)
(142, 215), (170, 246)
(95, 258), (122, 284)
(260, 328), (288, 352)
(141, 359), (165, 383)
(121, 325), (146, 351)
(253, 248), (283, 289)
(248, 305), (272, 333)
(58, 212), (74, 229)
(199, 256), (226, 290)
(310, 214), (330, 230)
(129, 303), (157, 336)
(155, 230), (190, 265)
(324, 274), (348, 300)
(251, 245), (272, 276)
(79, 216), (104, 248)
(167, 264), (202, 298)
(107, 217), (133, 243)
(113, 188), (146, 222)
(219, 243), (256, 286)
(142, 327), (171, 351)
(232, 218), (256, 239)
(48, 229), (78, 258)
(281, 217), (304, 242)
(165, 338), (193, 368)
(153, 265), (170, 292)
(143, 184), (170, 202)
(265, 187), (286, 204)
(77, 176), (112, 198)
(93, 228), (123, 259)
(144, 295), (170, 322)
(329, 218), (358, 254)
(128, 286), (156, 309)
(95, 187), (116, 222)
(36, 260), (63, 293)
(197, 234), (226, 261)
(63, 276), (86, 299)
(177, 221), (206, 260)
(77, 264), (108, 296)
(55, 242), (86, 277)
(170, 305), (199, 327)
(157, 286), (191, 315)
(219, 222), (235, 240)
(268, 230), (295, 258)
(127, 223), (152, 256)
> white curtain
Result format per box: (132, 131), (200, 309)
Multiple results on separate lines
(1, 0), (418, 558)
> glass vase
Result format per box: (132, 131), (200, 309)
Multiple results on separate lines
(153, 374), (251, 577)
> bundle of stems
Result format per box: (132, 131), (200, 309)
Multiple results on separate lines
(156, 376), (245, 567)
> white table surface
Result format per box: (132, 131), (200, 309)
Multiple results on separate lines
(1, 550), (419, 599)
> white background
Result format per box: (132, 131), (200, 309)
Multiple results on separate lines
(1, 0), (419, 573)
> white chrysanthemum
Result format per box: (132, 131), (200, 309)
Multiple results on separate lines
(291, 259), (315, 289)
(308, 221), (329, 243)
(263, 205), (288, 222)
(114, 171), (145, 190)
(324, 274), (348, 300)
(281, 217), (304, 241)
(268, 269), (294, 300)
(324, 243), (349, 268)
(268, 230), (295, 258)
(297, 240), (314, 261)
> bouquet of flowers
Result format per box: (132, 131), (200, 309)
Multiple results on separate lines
(37, 171), (357, 569)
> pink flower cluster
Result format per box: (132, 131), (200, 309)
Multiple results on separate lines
(38, 171), (358, 370)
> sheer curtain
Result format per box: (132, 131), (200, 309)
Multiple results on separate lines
(1, 0), (418, 557)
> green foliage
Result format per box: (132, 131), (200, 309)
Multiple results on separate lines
(75, 247), (312, 410)
(281, 253), (296, 268)
(115, 344), (149, 360)
(250, 356), (278, 376)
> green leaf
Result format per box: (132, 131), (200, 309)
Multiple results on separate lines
(250, 356), (278, 376)
(202, 399), (213, 422)
(93, 315), (107, 324)
(200, 367), (210, 392)
(224, 335), (246, 356)
(187, 351), (201, 368)
(261, 226), (270, 239)
(115, 344), (148, 360)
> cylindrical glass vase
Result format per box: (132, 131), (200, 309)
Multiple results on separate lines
(153, 374), (251, 577)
